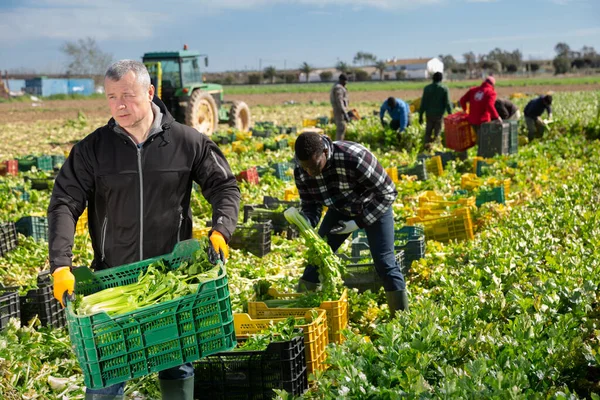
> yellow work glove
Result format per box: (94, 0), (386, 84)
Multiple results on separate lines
(52, 267), (75, 307)
(208, 231), (229, 264)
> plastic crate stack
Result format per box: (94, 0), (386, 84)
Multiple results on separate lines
(461, 173), (511, 195)
(478, 122), (510, 158)
(20, 271), (66, 328)
(270, 162), (294, 181)
(237, 167), (260, 184)
(338, 252), (405, 293)
(406, 208), (475, 243)
(0, 222), (18, 257)
(194, 332), (308, 399)
(473, 157), (494, 177)
(17, 155), (53, 172)
(237, 309), (329, 375)
(229, 221), (272, 257)
(351, 226), (426, 272)
(243, 204), (298, 239)
(0, 288), (20, 331)
(444, 112), (477, 151)
(15, 216), (49, 241)
(66, 240), (236, 390)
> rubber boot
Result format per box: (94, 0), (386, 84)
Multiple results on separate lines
(85, 394), (124, 400)
(386, 290), (409, 318)
(296, 278), (319, 293)
(159, 376), (194, 400)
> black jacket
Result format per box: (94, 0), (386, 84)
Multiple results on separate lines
(48, 98), (240, 272)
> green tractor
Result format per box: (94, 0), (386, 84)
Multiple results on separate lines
(142, 47), (250, 135)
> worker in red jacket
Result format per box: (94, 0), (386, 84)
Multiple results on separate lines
(459, 76), (502, 137)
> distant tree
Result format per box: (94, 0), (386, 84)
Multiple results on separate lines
(481, 60), (501, 73)
(506, 64), (518, 73)
(438, 54), (457, 72)
(396, 70), (406, 80)
(375, 60), (388, 80)
(248, 73), (261, 84)
(263, 66), (277, 84)
(553, 56), (571, 74)
(300, 62), (312, 82)
(335, 61), (350, 75)
(555, 42), (571, 58)
(353, 51), (377, 66)
(283, 73), (298, 83)
(223, 75), (234, 85)
(61, 37), (112, 84)
(354, 69), (370, 82)
(319, 71), (333, 82)
(530, 63), (540, 73)
(463, 51), (476, 78)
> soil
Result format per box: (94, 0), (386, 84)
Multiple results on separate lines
(0, 83), (598, 124)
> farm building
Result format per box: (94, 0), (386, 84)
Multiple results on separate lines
(5, 79), (26, 94)
(382, 57), (444, 80)
(24, 77), (95, 97)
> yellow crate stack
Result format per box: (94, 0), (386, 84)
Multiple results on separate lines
(406, 208), (474, 242)
(234, 309), (329, 374)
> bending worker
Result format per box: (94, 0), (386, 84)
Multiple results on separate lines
(524, 94), (553, 141)
(380, 96), (411, 133)
(48, 60), (241, 400)
(293, 131), (408, 317)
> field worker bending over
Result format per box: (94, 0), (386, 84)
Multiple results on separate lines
(524, 94), (553, 142)
(292, 131), (408, 317)
(495, 98), (520, 121)
(380, 97), (411, 133)
(48, 59), (241, 400)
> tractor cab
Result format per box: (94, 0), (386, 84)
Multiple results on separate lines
(141, 46), (250, 135)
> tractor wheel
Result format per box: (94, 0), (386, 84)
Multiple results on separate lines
(185, 90), (218, 135)
(229, 101), (251, 132)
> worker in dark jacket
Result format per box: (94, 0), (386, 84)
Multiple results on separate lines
(524, 94), (553, 141)
(293, 132), (408, 317)
(48, 60), (240, 400)
(495, 98), (520, 120)
(419, 72), (453, 147)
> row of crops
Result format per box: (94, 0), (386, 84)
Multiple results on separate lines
(0, 91), (599, 399)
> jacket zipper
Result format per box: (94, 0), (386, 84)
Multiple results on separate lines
(177, 213), (183, 243)
(101, 216), (108, 261)
(136, 147), (144, 260)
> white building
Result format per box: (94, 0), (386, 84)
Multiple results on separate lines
(382, 57), (444, 80)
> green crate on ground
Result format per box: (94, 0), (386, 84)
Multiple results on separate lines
(66, 239), (236, 390)
(271, 162), (294, 181)
(52, 154), (66, 170)
(397, 162), (428, 181)
(476, 186), (505, 207)
(508, 120), (519, 154)
(15, 216), (48, 241)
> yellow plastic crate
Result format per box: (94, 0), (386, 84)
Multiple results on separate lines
(485, 177), (511, 195)
(254, 142), (264, 152)
(302, 118), (318, 127)
(425, 156), (443, 176)
(75, 208), (88, 236)
(472, 157), (494, 173)
(385, 167), (398, 183)
(192, 227), (211, 240)
(406, 208), (474, 242)
(235, 309), (329, 374)
(284, 187), (299, 201)
(248, 288), (348, 345)
(461, 174), (511, 195)
(418, 191), (476, 210)
(235, 131), (252, 141)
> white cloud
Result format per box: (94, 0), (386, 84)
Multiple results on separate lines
(0, 1), (169, 43)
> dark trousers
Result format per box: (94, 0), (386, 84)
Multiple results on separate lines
(86, 363), (194, 395)
(423, 114), (444, 144)
(300, 207), (405, 292)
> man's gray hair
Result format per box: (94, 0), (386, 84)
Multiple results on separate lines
(105, 60), (151, 88)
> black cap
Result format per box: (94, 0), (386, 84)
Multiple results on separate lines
(339, 74), (348, 82)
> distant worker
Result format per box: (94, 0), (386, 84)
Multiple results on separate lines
(459, 75), (502, 138)
(330, 74), (350, 141)
(419, 72), (453, 148)
(495, 98), (520, 120)
(380, 97), (411, 132)
(524, 94), (553, 142)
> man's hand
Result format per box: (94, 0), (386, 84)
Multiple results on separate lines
(52, 267), (75, 307)
(330, 220), (359, 235)
(208, 231), (229, 264)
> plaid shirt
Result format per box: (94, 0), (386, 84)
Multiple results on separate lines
(294, 136), (397, 228)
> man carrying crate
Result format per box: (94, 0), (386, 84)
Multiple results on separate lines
(292, 132), (408, 317)
(48, 60), (241, 400)
(459, 76), (502, 137)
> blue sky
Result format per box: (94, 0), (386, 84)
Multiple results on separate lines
(1, 0), (598, 73)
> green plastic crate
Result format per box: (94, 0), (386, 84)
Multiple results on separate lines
(15, 216), (48, 241)
(476, 186), (505, 207)
(52, 154), (66, 170)
(66, 239), (236, 389)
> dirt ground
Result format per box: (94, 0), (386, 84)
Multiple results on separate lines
(0, 83), (598, 124)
